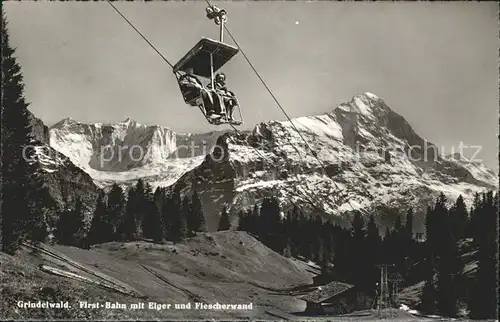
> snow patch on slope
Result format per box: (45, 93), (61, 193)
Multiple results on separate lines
(49, 118), (220, 189)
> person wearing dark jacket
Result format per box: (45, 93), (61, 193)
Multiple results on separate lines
(207, 73), (238, 121)
(178, 68), (221, 119)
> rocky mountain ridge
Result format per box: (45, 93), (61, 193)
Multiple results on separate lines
(26, 112), (100, 217)
(167, 93), (498, 230)
(36, 92), (497, 232)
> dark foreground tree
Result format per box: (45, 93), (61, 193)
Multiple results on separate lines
(217, 206), (231, 231)
(117, 187), (138, 241)
(1, 10), (42, 253)
(142, 199), (163, 242)
(187, 191), (206, 235)
(259, 197), (283, 252)
(24, 176), (54, 244)
(168, 192), (187, 242)
(468, 192), (498, 319)
(88, 193), (113, 245)
(419, 266), (438, 315)
(55, 197), (85, 246)
(107, 183), (126, 239)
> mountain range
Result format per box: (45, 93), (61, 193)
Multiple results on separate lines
(30, 92), (497, 231)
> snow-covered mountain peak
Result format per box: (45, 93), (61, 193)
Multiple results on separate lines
(51, 117), (76, 128)
(49, 117), (227, 189)
(363, 92), (380, 100)
(165, 92), (497, 230)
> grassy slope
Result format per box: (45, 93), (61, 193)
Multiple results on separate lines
(1, 231), (314, 320)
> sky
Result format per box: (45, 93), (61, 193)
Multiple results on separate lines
(4, 1), (498, 169)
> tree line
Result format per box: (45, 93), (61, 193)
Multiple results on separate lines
(419, 191), (498, 319)
(236, 192), (498, 319)
(236, 196), (418, 290)
(55, 180), (208, 247)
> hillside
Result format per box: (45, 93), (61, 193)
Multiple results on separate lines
(1, 231), (315, 320)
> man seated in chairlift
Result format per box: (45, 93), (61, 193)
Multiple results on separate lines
(207, 73), (238, 121)
(178, 67), (203, 99)
(178, 68), (220, 119)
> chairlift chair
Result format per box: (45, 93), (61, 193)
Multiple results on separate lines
(173, 5), (243, 126)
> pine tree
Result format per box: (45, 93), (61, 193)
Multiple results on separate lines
(288, 207), (301, 257)
(142, 198), (163, 242)
(25, 178), (54, 244)
(180, 195), (194, 237)
(217, 206), (231, 231)
(367, 214), (381, 247)
(424, 205), (434, 244)
(163, 190), (182, 241)
(434, 192), (448, 253)
(381, 226), (394, 265)
(332, 224), (351, 279)
(153, 187), (164, 211)
(436, 245), (460, 317)
(133, 179), (147, 233)
(449, 195), (468, 240)
(237, 210), (248, 231)
(168, 191), (186, 242)
(350, 211), (367, 287)
(419, 268), (438, 315)
(54, 197), (85, 246)
(426, 193), (450, 262)
(248, 204), (261, 236)
(117, 187), (138, 241)
(394, 215), (403, 233)
(466, 192), (482, 241)
(312, 215), (324, 261)
(72, 197), (86, 245)
(405, 208), (414, 241)
(351, 211), (365, 239)
(187, 191), (206, 235)
(260, 197), (283, 252)
(315, 235), (326, 268)
(88, 193), (113, 245)
(55, 209), (73, 245)
(391, 213), (408, 277)
(469, 191), (498, 319)
(429, 193), (462, 317)
(107, 183), (125, 239)
(161, 192), (172, 240)
(1, 10), (38, 253)
(401, 207), (417, 283)
(366, 214), (382, 289)
(143, 181), (153, 197)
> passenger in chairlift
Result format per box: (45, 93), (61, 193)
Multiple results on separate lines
(208, 73), (238, 121)
(178, 68), (220, 119)
(178, 67), (203, 95)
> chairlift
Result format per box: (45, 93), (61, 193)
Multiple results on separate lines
(173, 4), (243, 126)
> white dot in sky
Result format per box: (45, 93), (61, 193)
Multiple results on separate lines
(294, 21), (299, 25)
